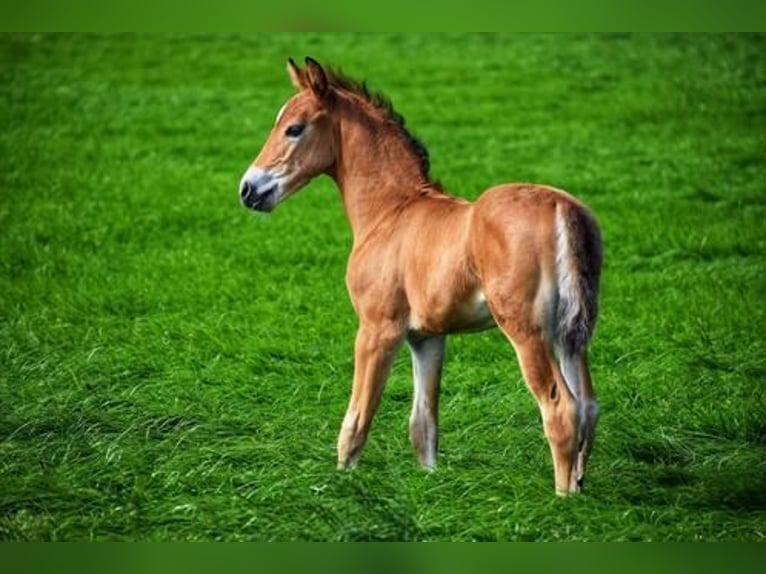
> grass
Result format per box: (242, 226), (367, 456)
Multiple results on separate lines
(1, 33), (765, 541)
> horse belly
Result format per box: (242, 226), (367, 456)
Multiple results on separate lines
(409, 288), (496, 335)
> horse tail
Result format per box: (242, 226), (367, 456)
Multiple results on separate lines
(553, 200), (603, 364)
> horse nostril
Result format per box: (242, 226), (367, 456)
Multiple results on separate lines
(240, 180), (254, 200)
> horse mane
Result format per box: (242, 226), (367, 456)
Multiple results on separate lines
(325, 67), (434, 183)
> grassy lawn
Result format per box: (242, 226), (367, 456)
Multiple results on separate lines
(1, 33), (765, 541)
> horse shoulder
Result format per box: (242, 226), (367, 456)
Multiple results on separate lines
(345, 227), (409, 323)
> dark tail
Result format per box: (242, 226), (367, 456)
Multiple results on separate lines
(554, 201), (603, 358)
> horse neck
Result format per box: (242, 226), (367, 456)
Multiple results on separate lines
(330, 109), (428, 242)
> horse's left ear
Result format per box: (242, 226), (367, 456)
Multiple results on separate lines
(305, 57), (329, 99)
(287, 58), (306, 90)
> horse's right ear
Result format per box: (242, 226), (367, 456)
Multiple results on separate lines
(305, 57), (329, 100)
(287, 58), (307, 90)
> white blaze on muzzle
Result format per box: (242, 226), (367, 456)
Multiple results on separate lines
(239, 167), (283, 212)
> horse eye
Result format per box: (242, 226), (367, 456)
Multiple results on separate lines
(285, 124), (306, 138)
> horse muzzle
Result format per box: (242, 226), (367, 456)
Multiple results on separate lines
(239, 167), (281, 212)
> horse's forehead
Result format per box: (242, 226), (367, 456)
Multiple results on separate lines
(275, 92), (319, 124)
(275, 102), (289, 124)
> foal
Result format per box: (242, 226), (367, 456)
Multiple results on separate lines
(239, 58), (603, 495)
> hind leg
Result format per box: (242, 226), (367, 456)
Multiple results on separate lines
(485, 280), (582, 496)
(511, 335), (580, 494)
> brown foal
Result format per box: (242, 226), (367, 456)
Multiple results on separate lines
(239, 58), (603, 494)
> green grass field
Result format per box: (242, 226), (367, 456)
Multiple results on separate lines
(1, 33), (765, 541)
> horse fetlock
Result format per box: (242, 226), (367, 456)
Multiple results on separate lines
(409, 415), (438, 470)
(337, 436), (363, 470)
(543, 401), (581, 494)
(337, 413), (368, 469)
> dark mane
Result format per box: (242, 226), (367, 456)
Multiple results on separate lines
(325, 67), (433, 182)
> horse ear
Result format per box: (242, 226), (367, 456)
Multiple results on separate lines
(305, 57), (329, 99)
(287, 58), (306, 90)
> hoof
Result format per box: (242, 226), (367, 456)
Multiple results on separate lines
(337, 456), (359, 471)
